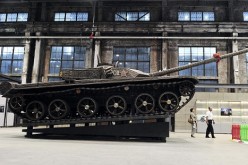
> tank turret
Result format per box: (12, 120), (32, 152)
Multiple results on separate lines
(0, 48), (247, 122)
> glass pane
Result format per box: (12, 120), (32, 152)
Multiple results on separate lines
(115, 12), (126, 21)
(74, 61), (84, 69)
(113, 48), (125, 61)
(1, 60), (11, 74)
(51, 46), (62, 59)
(144, 62), (150, 73)
(54, 13), (65, 21)
(191, 47), (203, 61)
(115, 55), (125, 61)
(179, 65), (191, 76)
(138, 47), (150, 61)
(49, 60), (61, 74)
(178, 12), (190, 21)
(7, 13), (17, 22)
(17, 13), (28, 22)
(126, 54), (137, 61)
(62, 61), (73, 69)
(127, 12), (138, 21)
(12, 61), (23, 74)
(77, 12), (88, 21)
(179, 61), (189, 67)
(62, 47), (74, 60)
(191, 12), (202, 21)
(138, 47), (149, 54)
(74, 47), (85, 60)
(126, 62), (137, 69)
(1, 60), (12, 74)
(244, 12), (248, 21)
(138, 53), (149, 61)
(192, 65), (204, 76)
(48, 77), (62, 82)
(138, 62), (149, 73)
(2, 47), (13, 59)
(139, 12), (150, 21)
(179, 47), (191, 61)
(205, 63), (217, 76)
(204, 47), (216, 59)
(118, 61), (124, 68)
(126, 48), (137, 60)
(0, 13), (6, 22)
(13, 47), (24, 59)
(203, 12), (214, 21)
(66, 13), (76, 21)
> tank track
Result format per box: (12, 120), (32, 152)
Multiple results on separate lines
(9, 80), (195, 125)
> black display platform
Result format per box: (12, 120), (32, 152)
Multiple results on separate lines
(22, 121), (169, 142)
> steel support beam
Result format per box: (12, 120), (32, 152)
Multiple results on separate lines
(1, 36), (248, 40)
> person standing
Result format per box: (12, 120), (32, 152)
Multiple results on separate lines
(205, 107), (216, 138)
(190, 108), (197, 138)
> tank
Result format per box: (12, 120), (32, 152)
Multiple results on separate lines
(0, 68), (198, 121)
(0, 48), (248, 122)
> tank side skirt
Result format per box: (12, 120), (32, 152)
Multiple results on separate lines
(4, 77), (197, 96)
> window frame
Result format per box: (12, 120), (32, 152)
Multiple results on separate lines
(54, 12), (89, 22)
(178, 46), (217, 77)
(115, 11), (150, 21)
(0, 46), (24, 76)
(48, 46), (87, 81)
(178, 11), (215, 22)
(0, 12), (28, 22)
(113, 47), (150, 73)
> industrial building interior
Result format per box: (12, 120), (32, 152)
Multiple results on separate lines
(0, 0), (248, 164)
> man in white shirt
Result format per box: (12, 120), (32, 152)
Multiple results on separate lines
(205, 107), (216, 138)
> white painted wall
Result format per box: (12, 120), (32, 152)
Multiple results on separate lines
(176, 92), (248, 133)
(0, 96), (14, 127)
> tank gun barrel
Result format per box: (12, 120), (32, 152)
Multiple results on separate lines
(0, 73), (21, 83)
(149, 48), (248, 76)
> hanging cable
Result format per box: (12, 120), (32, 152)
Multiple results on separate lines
(90, 1), (96, 39)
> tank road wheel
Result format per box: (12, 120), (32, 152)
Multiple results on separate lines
(26, 101), (46, 120)
(179, 81), (195, 96)
(48, 99), (70, 119)
(8, 96), (25, 111)
(106, 95), (127, 116)
(159, 92), (179, 112)
(135, 93), (155, 114)
(77, 97), (97, 117)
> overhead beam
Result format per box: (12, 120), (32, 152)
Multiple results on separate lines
(1, 36), (248, 40)
(196, 84), (248, 89)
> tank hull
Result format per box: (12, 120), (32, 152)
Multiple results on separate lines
(2, 76), (198, 122)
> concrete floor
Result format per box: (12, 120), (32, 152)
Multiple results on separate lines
(0, 127), (247, 165)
